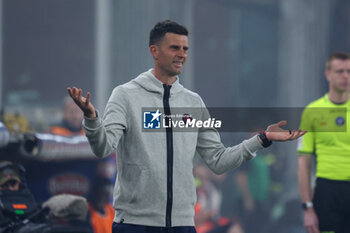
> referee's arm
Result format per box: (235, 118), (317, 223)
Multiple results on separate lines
(298, 154), (319, 233)
(298, 154), (313, 203)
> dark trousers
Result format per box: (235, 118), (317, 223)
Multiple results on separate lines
(112, 222), (197, 233)
(313, 178), (350, 233)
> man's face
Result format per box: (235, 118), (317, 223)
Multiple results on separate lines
(153, 33), (189, 77)
(0, 180), (20, 191)
(326, 59), (350, 93)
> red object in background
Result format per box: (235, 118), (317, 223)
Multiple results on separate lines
(12, 204), (27, 209)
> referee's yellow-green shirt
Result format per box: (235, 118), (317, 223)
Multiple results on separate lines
(297, 93), (350, 181)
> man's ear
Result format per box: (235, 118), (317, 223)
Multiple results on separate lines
(325, 70), (330, 81)
(150, 45), (158, 60)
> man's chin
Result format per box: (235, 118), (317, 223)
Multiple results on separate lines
(169, 70), (182, 76)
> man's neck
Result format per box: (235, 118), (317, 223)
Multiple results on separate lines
(152, 69), (177, 86)
(328, 90), (349, 104)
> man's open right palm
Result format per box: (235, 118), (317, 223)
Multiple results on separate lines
(67, 87), (96, 118)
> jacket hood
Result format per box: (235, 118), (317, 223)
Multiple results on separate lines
(132, 69), (184, 96)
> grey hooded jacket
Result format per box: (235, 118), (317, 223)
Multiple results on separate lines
(83, 69), (263, 227)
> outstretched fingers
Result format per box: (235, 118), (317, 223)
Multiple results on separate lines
(266, 126), (306, 141)
(277, 120), (287, 128)
(74, 88), (82, 102)
(67, 87), (74, 98)
(66, 87), (96, 118)
(85, 92), (91, 106)
(68, 87), (79, 100)
(67, 87), (85, 106)
(67, 87), (77, 101)
(296, 129), (307, 138)
(289, 129), (307, 140)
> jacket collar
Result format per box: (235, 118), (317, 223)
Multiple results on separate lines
(133, 69), (184, 96)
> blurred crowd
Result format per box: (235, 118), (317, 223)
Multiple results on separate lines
(193, 148), (304, 233)
(0, 96), (116, 233)
(0, 160), (114, 233)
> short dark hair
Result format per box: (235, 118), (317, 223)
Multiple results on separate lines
(326, 52), (350, 70)
(149, 20), (189, 46)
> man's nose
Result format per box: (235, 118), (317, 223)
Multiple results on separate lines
(177, 49), (187, 58)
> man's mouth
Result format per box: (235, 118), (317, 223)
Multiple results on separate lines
(173, 61), (183, 68)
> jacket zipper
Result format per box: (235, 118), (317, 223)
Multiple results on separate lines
(163, 84), (173, 227)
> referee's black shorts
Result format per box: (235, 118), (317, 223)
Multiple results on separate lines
(313, 178), (350, 233)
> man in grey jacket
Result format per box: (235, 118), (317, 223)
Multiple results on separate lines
(68, 20), (305, 233)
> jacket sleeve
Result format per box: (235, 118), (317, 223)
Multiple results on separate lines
(196, 98), (263, 174)
(83, 86), (128, 158)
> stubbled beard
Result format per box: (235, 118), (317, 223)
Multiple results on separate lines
(163, 65), (182, 77)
